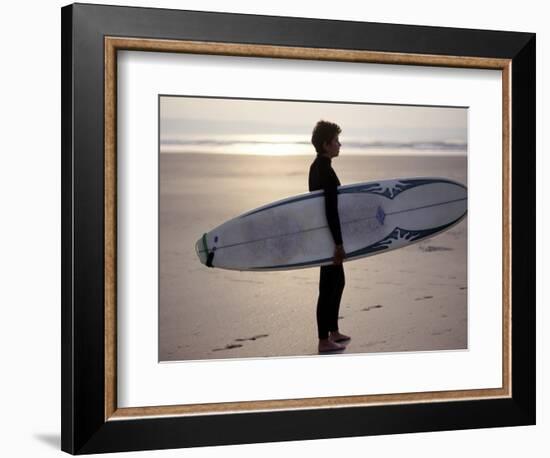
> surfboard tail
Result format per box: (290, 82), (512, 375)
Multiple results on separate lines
(195, 236), (207, 266)
(196, 233), (217, 267)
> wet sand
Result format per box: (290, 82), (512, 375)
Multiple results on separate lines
(159, 153), (467, 361)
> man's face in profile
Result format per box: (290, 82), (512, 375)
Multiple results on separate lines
(323, 135), (341, 158)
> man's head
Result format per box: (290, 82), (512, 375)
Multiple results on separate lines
(311, 120), (342, 158)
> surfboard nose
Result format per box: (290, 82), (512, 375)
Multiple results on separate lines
(195, 237), (207, 265)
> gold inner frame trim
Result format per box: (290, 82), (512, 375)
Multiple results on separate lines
(104, 36), (512, 421)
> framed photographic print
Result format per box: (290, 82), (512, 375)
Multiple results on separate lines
(61, 3), (536, 454)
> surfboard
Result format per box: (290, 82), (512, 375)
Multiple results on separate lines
(195, 177), (467, 271)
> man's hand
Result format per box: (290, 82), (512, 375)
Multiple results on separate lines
(333, 244), (346, 265)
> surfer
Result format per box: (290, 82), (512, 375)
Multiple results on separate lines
(309, 120), (351, 353)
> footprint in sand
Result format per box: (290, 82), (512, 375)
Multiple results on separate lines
(212, 334), (269, 351)
(234, 334), (269, 342)
(212, 343), (244, 352)
(361, 305), (383, 312)
(419, 245), (453, 252)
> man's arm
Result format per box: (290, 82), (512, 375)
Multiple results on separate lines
(323, 185), (343, 246)
(317, 160), (343, 247)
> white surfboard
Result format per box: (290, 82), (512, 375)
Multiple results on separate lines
(195, 177), (467, 271)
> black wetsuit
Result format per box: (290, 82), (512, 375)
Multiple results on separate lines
(308, 154), (345, 340)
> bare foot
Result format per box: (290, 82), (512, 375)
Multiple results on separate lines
(318, 338), (345, 353)
(329, 331), (351, 343)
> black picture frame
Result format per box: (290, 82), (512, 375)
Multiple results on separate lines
(61, 3), (535, 454)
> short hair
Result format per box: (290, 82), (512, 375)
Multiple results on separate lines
(311, 120), (342, 154)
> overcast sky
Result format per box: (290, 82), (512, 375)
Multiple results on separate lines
(160, 96), (467, 155)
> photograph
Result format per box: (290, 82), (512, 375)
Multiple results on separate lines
(159, 96), (468, 360)
(57, 2), (537, 454)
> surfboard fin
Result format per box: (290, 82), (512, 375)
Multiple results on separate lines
(199, 233), (215, 268)
(206, 252), (215, 268)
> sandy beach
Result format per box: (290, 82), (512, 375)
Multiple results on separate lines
(159, 152), (467, 361)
